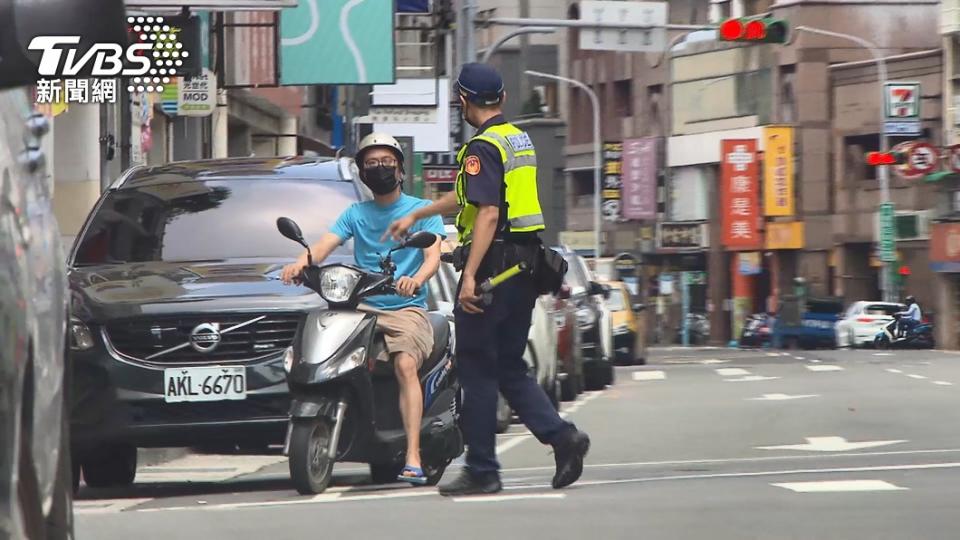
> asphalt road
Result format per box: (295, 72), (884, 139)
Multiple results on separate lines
(76, 346), (960, 539)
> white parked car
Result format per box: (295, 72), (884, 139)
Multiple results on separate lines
(835, 301), (905, 348)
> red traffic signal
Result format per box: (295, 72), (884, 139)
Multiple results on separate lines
(865, 151), (907, 166)
(718, 18), (789, 43)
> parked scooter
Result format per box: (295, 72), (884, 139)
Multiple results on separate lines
(874, 313), (935, 349)
(276, 217), (463, 495)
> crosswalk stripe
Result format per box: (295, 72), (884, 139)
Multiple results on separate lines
(633, 371), (665, 381)
(771, 480), (908, 493)
(806, 365), (844, 372)
(716, 368), (749, 377)
(907, 374), (927, 380)
(934, 381), (954, 386)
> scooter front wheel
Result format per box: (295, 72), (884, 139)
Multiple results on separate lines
(289, 418), (335, 495)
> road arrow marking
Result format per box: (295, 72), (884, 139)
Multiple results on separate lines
(806, 365), (844, 372)
(717, 368), (750, 376)
(633, 371), (665, 381)
(725, 375), (780, 382)
(757, 437), (907, 452)
(772, 480), (908, 493)
(747, 393), (819, 401)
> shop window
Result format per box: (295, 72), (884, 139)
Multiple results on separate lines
(615, 80), (633, 118)
(843, 134), (879, 182)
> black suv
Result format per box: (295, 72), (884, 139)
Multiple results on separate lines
(68, 157), (367, 488)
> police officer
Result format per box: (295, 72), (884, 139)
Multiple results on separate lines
(385, 62), (590, 496)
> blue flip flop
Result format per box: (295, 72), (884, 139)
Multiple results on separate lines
(397, 465), (428, 485)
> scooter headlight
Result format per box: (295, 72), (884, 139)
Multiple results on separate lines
(319, 266), (363, 304)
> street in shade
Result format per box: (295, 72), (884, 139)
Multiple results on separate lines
(78, 346), (960, 539)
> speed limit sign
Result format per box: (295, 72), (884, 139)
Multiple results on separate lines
(906, 142), (939, 175)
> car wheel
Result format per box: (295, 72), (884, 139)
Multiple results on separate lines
(584, 365), (605, 391)
(847, 329), (857, 349)
(17, 400), (46, 540)
(46, 415), (74, 540)
(549, 377), (561, 410)
(495, 394), (511, 434)
(81, 443), (137, 489)
(605, 361), (616, 386)
(560, 374), (577, 402)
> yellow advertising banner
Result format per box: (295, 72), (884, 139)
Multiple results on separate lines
(765, 221), (805, 250)
(763, 126), (795, 216)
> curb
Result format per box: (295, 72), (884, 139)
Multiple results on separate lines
(137, 447), (190, 467)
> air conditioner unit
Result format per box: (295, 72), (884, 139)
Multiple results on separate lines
(874, 209), (932, 241)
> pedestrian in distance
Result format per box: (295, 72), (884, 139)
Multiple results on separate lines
(383, 62), (591, 496)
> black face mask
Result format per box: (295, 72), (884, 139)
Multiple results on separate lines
(363, 165), (399, 195)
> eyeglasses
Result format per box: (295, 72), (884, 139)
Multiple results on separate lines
(363, 157), (398, 168)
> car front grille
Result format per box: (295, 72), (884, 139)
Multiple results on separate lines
(105, 313), (302, 365)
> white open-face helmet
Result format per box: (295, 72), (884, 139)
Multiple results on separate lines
(355, 132), (404, 170)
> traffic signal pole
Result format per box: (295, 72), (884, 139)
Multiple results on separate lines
(794, 26), (894, 302)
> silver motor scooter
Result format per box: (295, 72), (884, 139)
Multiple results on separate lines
(276, 217), (463, 495)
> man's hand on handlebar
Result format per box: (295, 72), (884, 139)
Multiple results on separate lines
(395, 276), (422, 297)
(280, 259), (307, 285)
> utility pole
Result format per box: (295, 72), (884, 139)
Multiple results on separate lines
(517, 0), (530, 114)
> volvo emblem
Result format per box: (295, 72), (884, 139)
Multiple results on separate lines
(189, 323), (221, 353)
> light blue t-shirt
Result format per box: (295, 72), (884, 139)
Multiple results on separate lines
(330, 194), (446, 310)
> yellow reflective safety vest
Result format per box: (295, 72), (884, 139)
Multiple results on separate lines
(455, 122), (544, 244)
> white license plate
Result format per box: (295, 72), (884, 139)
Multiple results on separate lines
(163, 366), (247, 403)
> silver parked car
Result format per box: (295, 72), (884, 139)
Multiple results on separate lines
(1, 0), (128, 537)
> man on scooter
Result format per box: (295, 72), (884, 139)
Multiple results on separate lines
(280, 133), (447, 485)
(895, 295), (923, 339)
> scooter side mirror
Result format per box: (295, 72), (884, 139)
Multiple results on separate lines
(277, 217), (308, 248)
(402, 231), (438, 250)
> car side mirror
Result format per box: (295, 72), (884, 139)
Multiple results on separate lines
(276, 217), (308, 248)
(403, 231), (437, 250)
(633, 303), (646, 312)
(588, 281), (605, 297)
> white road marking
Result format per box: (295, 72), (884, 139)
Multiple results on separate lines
(772, 480), (908, 493)
(633, 371), (665, 381)
(716, 368), (749, 377)
(747, 393), (819, 401)
(74, 498), (153, 514)
(907, 374), (927, 380)
(886, 368), (903, 374)
(136, 454), (286, 484)
(756, 436), (906, 452)
(724, 375), (780, 382)
(874, 353), (893, 356)
(809, 359), (822, 363)
(451, 493), (566, 503)
(934, 381), (954, 386)
(806, 365), (844, 372)
(699, 359), (730, 365)
(497, 447), (960, 474)
(780, 353), (791, 357)
(794, 356), (805, 360)
(766, 353), (781, 357)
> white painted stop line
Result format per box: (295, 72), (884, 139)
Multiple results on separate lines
(772, 480), (908, 493)
(717, 368), (750, 377)
(633, 371), (665, 381)
(806, 365), (844, 372)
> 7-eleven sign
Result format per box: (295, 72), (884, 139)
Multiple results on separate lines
(884, 82), (920, 120)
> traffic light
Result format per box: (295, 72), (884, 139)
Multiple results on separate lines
(865, 151), (908, 166)
(718, 17), (789, 44)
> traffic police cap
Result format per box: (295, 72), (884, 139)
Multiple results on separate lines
(454, 62), (504, 106)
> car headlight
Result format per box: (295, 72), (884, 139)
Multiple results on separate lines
(283, 346), (295, 372)
(319, 266), (363, 303)
(70, 318), (94, 351)
(576, 308), (596, 329)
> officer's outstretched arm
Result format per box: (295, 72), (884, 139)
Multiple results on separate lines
(384, 192), (459, 241)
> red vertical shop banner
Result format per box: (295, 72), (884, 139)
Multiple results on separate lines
(721, 139), (763, 249)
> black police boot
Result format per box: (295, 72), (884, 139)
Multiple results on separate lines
(551, 427), (591, 489)
(438, 470), (503, 497)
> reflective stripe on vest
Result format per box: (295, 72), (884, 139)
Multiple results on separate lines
(455, 122), (545, 244)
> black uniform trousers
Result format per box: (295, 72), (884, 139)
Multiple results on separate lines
(455, 271), (572, 477)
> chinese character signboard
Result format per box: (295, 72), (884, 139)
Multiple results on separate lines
(763, 126), (794, 216)
(621, 137), (658, 220)
(930, 223), (960, 272)
(602, 142), (623, 222)
(879, 203), (896, 263)
(721, 139), (762, 250)
(883, 81), (921, 136)
(656, 222), (708, 251)
(765, 221), (805, 250)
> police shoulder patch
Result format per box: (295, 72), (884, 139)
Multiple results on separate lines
(465, 155), (481, 175)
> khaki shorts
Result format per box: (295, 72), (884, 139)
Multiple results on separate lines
(358, 305), (434, 368)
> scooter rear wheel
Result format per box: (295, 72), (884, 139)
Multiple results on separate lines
(423, 458), (451, 486)
(289, 418), (335, 495)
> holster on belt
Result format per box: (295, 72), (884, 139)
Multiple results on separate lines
(446, 239), (565, 296)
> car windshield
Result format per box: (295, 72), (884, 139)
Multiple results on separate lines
(72, 179), (359, 265)
(864, 304), (903, 316)
(606, 287), (626, 311)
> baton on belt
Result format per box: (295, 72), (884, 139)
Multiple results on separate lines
(477, 262), (529, 305)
